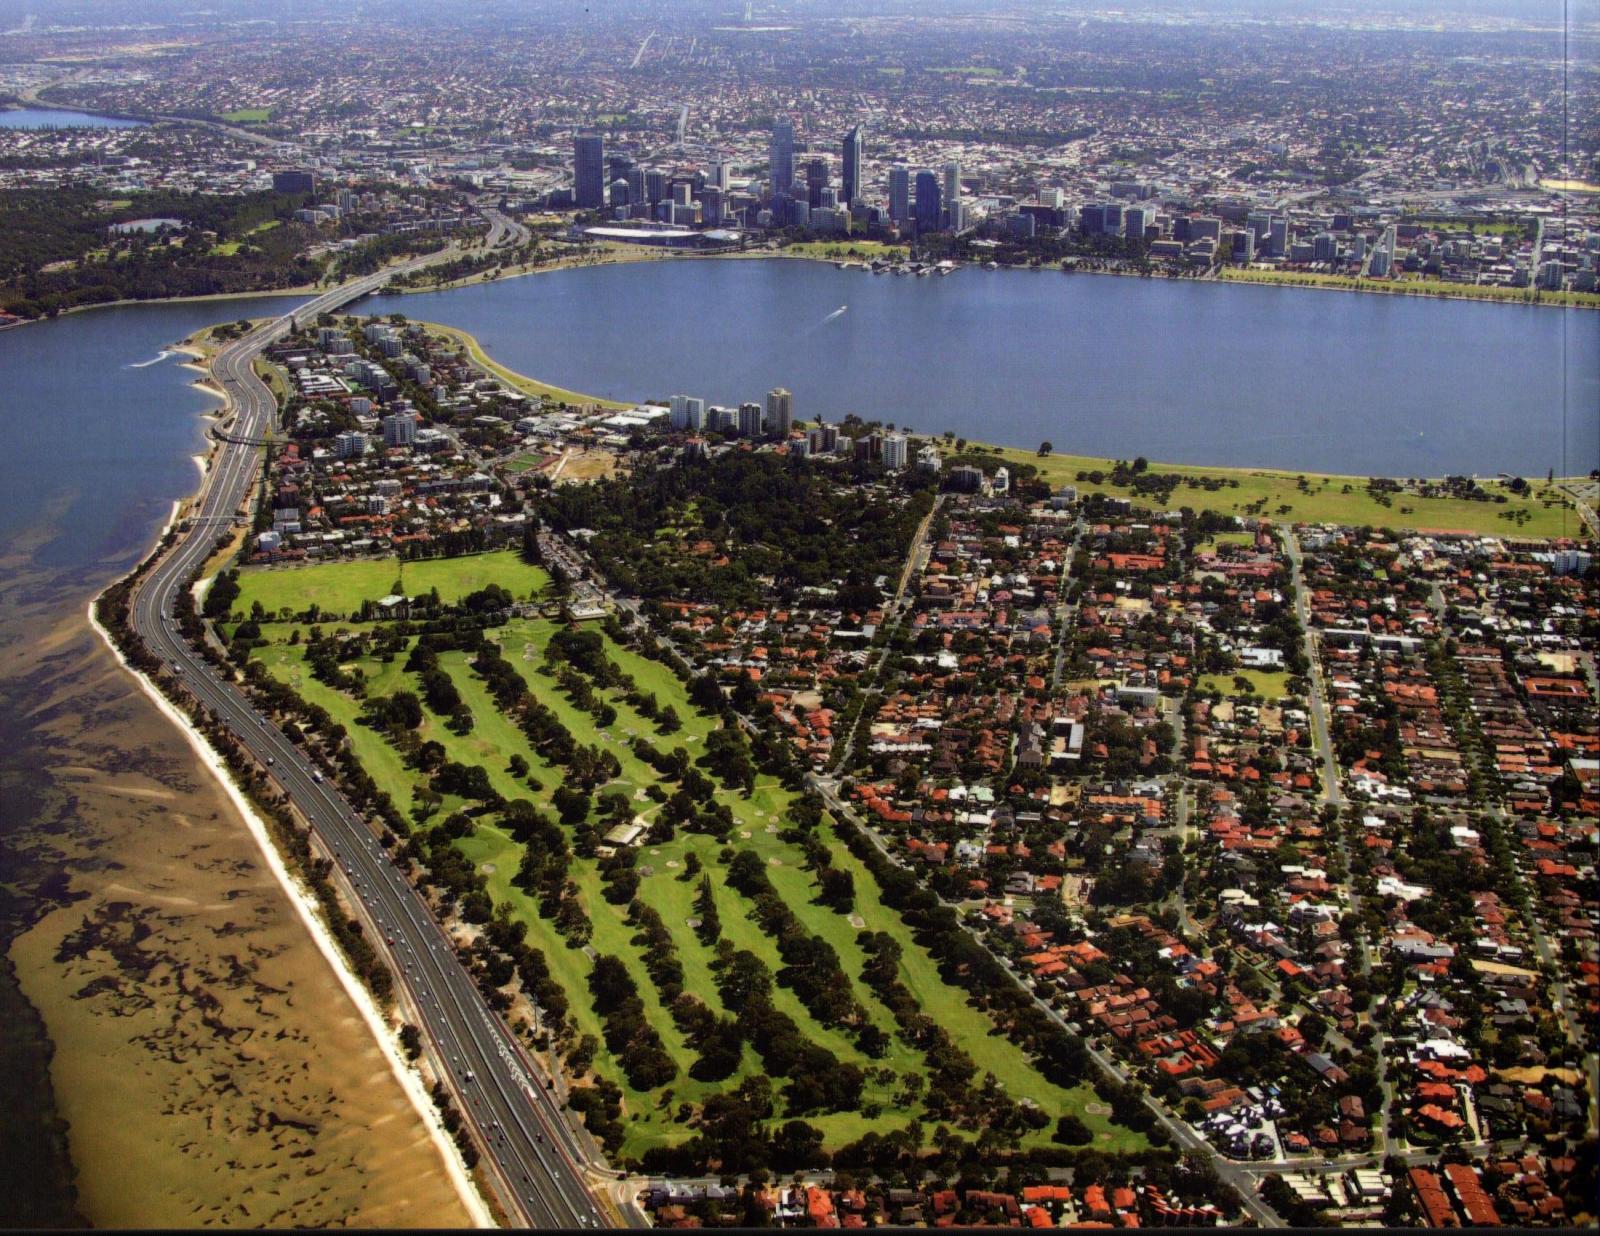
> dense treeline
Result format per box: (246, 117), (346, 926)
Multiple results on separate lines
(0, 186), (327, 317)
(538, 452), (935, 609)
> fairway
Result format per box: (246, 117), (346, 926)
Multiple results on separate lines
(237, 567), (1144, 1162)
(234, 550), (549, 620)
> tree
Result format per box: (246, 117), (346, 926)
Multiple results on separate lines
(1038, 441), (1053, 457)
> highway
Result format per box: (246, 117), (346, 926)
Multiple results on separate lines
(122, 252), (624, 1228)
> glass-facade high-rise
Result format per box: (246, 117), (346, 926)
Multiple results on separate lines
(769, 117), (795, 200)
(842, 124), (865, 205)
(573, 133), (605, 209)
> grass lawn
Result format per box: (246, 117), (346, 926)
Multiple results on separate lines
(417, 322), (631, 409)
(1218, 264), (1600, 310)
(220, 107), (271, 123)
(781, 240), (907, 261)
(239, 582), (1143, 1159)
(501, 452), (552, 474)
(210, 241), (243, 257)
(995, 446), (1588, 539)
(1199, 670), (1291, 700)
(232, 550), (550, 621)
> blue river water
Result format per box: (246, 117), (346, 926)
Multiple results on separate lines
(0, 108), (146, 129)
(0, 267), (1594, 586)
(0, 297), (303, 574)
(363, 259), (1598, 479)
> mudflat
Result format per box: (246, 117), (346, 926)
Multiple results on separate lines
(0, 540), (472, 1229)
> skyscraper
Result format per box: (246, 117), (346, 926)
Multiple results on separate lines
(573, 133), (605, 210)
(841, 125), (865, 205)
(738, 402), (764, 438)
(888, 164), (911, 224)
(769, 117), (795, 201)
(766, 388), (792, 437)
(914, 169), (942, 234)
(805, 157), (830, 208)
(942, 161), (961, 218)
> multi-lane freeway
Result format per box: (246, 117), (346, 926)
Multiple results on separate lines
(122, 253), (628, 1228)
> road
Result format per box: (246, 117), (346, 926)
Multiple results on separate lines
(121, 256), (628, 1229)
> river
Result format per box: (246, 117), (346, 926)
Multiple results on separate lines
(0, 300), (471, 1227)
(0, 108), (147, 129)
(364, 257), (1598, 479)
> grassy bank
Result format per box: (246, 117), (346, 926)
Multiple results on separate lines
(991, 447), (1588, 540)
(419, 321), (631, 409)
(1219, 264), (1600, 310)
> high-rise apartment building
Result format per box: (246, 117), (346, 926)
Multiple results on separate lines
(766, 388), (792, 437)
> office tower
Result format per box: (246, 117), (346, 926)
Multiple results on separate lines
(1039, 187), (1064, 209)
(1101, 201), (1124, 235)
(1232, 229), (1256, 262)
(626, 166), (647, 207)
(645, 168), (667, 206)
(672, 181), (692, 206)
(573, 134), (605, 209)
(701, 186), (723, 225)
(805, 157), (830, 208)
(766, 388), (792, 436)
(1313, 232), (1338, 264)
(1189, 216), (1222, 243)
(710, 160), (732, 191)
(608, 179), (630, 211)
(882, 433), (909, 471)
(1369, 246), (1391, 277)
(1247, 212), (1272, 243)
(1080, 203), (1107, 235)
(948, 199), (967, 232)
(337, 188), (356, 212)
(841, 125), (865, 205)
(889, 164), (911, 224)
(942, 161), (961, 218)
(769, 118), (795, 200)
(1125, 204), (1155, 241)
(914, 169), (942, 234)
(273, 169), (316, 195)
(1268, 216), (1288, 259)
(738, 402), (764, 438)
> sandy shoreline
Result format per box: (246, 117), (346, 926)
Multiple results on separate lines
(87, 599), (493, 1226)
(88, 344), (495, 1226)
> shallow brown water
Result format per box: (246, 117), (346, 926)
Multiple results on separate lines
(0, 536), (472, 1228)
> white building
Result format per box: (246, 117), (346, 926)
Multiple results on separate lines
(765, 387), (792, 437)
(882, 432), (909, 470)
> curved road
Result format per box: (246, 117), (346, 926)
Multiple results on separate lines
(124, 258), (623, 1229)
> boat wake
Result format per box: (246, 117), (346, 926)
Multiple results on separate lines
(822, 304), (848, 324)
(129, 350), (174, 368)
